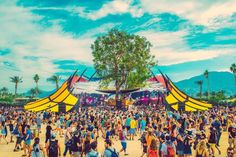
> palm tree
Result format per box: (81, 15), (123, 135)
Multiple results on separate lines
(47, 75), (60, 90)
(230, 63), (236, 85)
(195, 80), (203, 99)
(204, 70), (210, 99)
(29, 88), (37, 98)
(10, 76), (23, 96)
(33, 74), (40, 96)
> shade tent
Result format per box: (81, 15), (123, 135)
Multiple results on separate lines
(160, 73), (212, 111)
(24, 72), (81, 113)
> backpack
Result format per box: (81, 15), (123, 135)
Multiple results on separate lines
(87, 151), (99, 157)
(166, 143), (175, 157)
(49, 140), (58, 155)
(119, 131), (124, 141)
(106, 148), (119, 157)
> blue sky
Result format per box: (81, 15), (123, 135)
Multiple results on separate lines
(0, 0), (236, 93)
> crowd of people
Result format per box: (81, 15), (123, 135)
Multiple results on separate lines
(0, 105), (235, 157)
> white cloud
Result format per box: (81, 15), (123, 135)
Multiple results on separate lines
(137, 30), (236, 65)
(76, 0), (143, 20)
(140, 0), (236, 28)
(0, 0), (116, 92)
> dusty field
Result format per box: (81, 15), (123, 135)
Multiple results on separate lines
(0, 124), (232, 157)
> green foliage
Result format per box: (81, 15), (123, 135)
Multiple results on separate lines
(29, 88), (37, 98)
(0, 93), (15, 103)
(209, 90), (227, 104)
(91, 29), (156, 93)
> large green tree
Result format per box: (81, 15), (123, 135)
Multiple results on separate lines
(47, 75), (60, 90)
(230, 63), (236, 85)
(33, 74), (40, 96)
(10, 76), (23, 96)
(203, 70), (210, 99)
(91, 29), (156, 101)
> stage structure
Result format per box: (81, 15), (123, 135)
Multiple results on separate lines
(24, 69), (86, 113)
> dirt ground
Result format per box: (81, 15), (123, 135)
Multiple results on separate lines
(0, 124), (231, 157)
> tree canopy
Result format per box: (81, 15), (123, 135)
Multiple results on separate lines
(91, 29), (156, 97)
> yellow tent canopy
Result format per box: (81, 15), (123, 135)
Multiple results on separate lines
(164, 74), (212, 112)
(24, 72), (81, 113)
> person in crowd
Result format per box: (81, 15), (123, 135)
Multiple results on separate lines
(130, 117), (136, 140)
(31, 137), (46, 157)
(45, 121), (52, 144)
(86, 141), (101, 157)
(195, 140), (208, 157)
(0, 121), (8, 144)
(46, 133), (61, 157)
(160, 135), (176, 157)
(208, 126), (221, 157)
(8, 120), (14, 143)
(119, 126), (128, 156)
(228, 123), (236, 149)
(22, 125), (32, 157)
(63, 121), (73, 157)
(71, 131), (83, 157)
(103, 139), (119, 157)
(147, 139), (158, 157)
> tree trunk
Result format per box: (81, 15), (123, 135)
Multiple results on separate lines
(207, 78), (210, 100)
(234, 73), (236, 85)
(56, 81), (59, 90)
(36, 82), (38, 96)
(200, 84), (202, 100)
(15, 83), (17, 97)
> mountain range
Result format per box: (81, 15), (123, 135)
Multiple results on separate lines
(175, 71), (236, 96)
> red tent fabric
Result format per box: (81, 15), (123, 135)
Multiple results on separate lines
(70, 76), (88, 86)
(147, 75), (170, 89)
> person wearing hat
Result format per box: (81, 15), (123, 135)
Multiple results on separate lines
(46, 132), (61, 157)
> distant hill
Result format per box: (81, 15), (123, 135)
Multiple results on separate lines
(175, 71), (236, 97)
